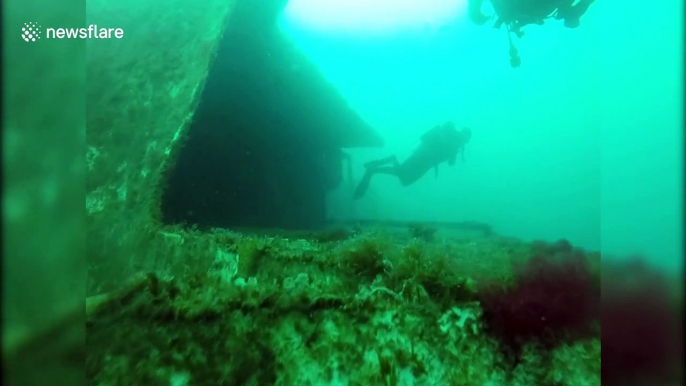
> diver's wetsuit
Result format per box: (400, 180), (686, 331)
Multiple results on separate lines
(469, 0), (594, 30)
(467, 0), (594, 67)
(353, 123), (471, 200)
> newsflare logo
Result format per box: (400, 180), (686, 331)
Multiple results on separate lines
(21, 22), (124, 42)
(22, 22), (41, 42)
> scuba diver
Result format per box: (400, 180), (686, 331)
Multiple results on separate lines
(468, 0), (595, 67)
(353, 122), (472, 200)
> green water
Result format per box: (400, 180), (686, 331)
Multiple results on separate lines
(279, 0), (683, 272)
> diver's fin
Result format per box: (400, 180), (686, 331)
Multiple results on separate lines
(342, 151), (355, 195)
(353, 172), (373, 200)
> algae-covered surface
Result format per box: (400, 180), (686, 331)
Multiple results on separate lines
(86, 226), (600, 385)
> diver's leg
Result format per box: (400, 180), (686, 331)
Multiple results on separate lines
(468, 0), (489, 25)
(559, 0), (594, 28)
(395, 160), (432, 187)
(364, 155), (398, 169)
(368, 166), (399, 176)
(353, 166), (400, 200)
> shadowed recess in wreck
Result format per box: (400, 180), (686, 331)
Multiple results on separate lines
(160, 0), (382, 230)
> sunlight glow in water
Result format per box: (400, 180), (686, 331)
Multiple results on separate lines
(283, 0), (468, 33)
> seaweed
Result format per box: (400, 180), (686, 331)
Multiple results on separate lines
(601, 258), (682, 386)
(408, 222), (437, 242)
(341, 235), (389, 280)
(478, 240), (600, 363)
(391, 240), (477, 306)
(87, 232), (601, 385)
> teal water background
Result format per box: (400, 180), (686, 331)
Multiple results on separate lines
(279, 0), (683, 271)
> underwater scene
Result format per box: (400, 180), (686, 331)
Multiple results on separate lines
(5, 0), (683, 385)
(81, 0), (682, 385)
